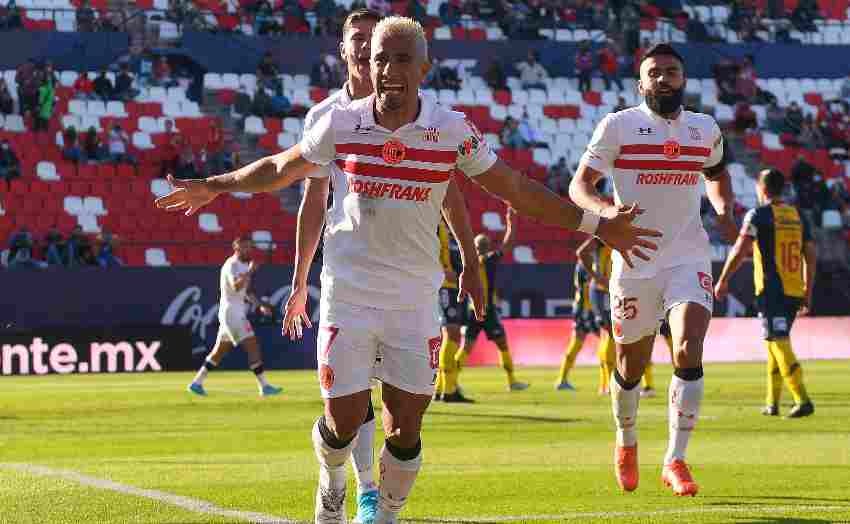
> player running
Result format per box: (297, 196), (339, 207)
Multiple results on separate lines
(570, 43), (737, 497)
(453, 208), (529, 396)
(715, 168), (816, 419)
(554, 263), (598, 391)
(156, 16), (661, 522)
(280, 9), (482, 521)
(577, 235), (616, 395)
(187, 236), (282, 397)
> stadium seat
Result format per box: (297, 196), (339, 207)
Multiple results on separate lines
(132, 132), (155, 150)
(83, 196), (107, 216)
(199, 213), (223, 233)
(63, 195), (83, 215)
(150, 178), (170, 198)
(513, 245), (537, 263)
(244, 116), (266, 135)
(233, 192), (253, 200)
(482, 211), (505, 231)
(145, 247), (170, 267)
(221, 73), (240, 90)
(163, 100), (182, 117)
(87, 101), (107, 117)
(36, 161), (60, 181)
(59, 70), (77, 87)
(434, 26), (451, 39)
(277, 132), (296, 149)
(204, 73), (223, 90)
(78, 213), (100, 233)
(283, 118), (302, 134)
(762, 132), (783, 151)
(822, 210), (843, 230)
(252, 230), (274, 250)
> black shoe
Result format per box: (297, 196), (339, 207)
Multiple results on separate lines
(785, 401), (814, 419)
(761, 404), (779, 416)
(443, 391), (474, 403)
(432, 392), (443, 402)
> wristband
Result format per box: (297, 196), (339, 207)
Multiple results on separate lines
(578, 210), (601, 235)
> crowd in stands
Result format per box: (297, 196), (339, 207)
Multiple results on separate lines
(6, 225), (122, 270)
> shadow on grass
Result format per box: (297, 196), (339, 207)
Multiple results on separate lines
(426, 411), (582, 424)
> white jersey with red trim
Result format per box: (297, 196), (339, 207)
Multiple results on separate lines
(219, 254), (251, 316)
(581, 102), (724, 279)
(300, 94), (497, 310)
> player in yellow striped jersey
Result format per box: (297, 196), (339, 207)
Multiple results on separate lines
(577, 236), (616, 395)
(454, 208), (529, 394)
(555, 263), (598, 390)
(715, 168), (816, 418)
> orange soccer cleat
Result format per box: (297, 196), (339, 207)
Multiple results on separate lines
(614, 444), (639, 492)
(662, 459), (699, 496)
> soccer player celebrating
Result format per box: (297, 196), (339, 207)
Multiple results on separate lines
(715, 168), (816, 419)
(577, 235), (616, 395)
(554, 263), (598, 391)
(453, 208), (529, 395)
(187, 236), (283, 397)
(570, 43), (737, 497)
(280, 9), (482, 521)
(156, 16), (660, 521)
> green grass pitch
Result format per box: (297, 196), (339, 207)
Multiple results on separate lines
(2, 361), (849, 523)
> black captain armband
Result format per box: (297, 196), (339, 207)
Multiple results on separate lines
(702, 161), (727, 181)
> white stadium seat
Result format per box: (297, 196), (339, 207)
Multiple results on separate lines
(482, 211), (505, 231)
(244, 116), (266, 135)
(150, 178), (170, 198)
(199, 213), (223, 233)
(78, 214), (100, 234)
(83, 196), (107, 216)
(252, 230), (275, 250)
(36, 161), (60, 181)
(64, 195), (84, 215)
(145, 248), (170, 267)
(513, 245), (538, 264)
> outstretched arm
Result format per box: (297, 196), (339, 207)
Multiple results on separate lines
(714, 233), (752, 301)
(500, 207), (517, 254)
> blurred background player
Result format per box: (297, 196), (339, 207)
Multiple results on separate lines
(454, 208), (529, 395)
(188, 236), (282, 397)
(434, 217), (473, 403)
(715, 168), (816, 418)
(577, 234), (616, 396)
(554, 263), (598, 391)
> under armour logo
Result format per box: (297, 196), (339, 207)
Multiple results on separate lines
(637, 127), (653, 135)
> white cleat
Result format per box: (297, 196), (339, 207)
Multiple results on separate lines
(315, 486), (347, 524)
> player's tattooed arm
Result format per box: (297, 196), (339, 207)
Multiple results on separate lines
(704, 169), (737, 244)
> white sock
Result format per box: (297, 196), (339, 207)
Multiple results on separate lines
(352, 415), (377, 493)
(250, 362), (270, 388)
(665, 375), (704, 464)
(376, 442), (422, 520)
(312, 418), (356, 517)
(192, 359), (215, 386)
(610, 373), (640, 447)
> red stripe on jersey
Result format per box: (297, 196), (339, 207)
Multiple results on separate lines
(336, 159), (452, 183)
(613, 159), (705, 171)
(620, 144), (711, 157)
(337, 142), (457, 164)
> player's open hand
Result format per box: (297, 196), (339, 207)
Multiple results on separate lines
(713, 279), (729, 301)
(458, 268), (485, 321)
(282, 285), (312, 340)
(596, 203), (662, 268)
(154, 175), (218, 216)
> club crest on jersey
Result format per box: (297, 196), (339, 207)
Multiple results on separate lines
(637, 127), (653, 135)
(663, 140), (681, 159)
(382, 139), (406, 164)
(423, 127), (440, 143)
(465, 118), (483, 140)
(698, 272), (713, 293)
(688, 126), (702, 141)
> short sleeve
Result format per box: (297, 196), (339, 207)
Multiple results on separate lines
(455, 117), (498, 177)
(579, 113), (619, 174)
(704, 120), (725, 170)
(741, 208), (759, 238)
(299, 110), (336, 168)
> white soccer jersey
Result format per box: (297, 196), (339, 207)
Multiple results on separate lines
(300, 94), (498, 310)
(580, 102), (724, 279)
(219, 255), (251, 315)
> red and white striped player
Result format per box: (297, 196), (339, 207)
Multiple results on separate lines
(156, 17), (661, 522)
(570, 43), (738, 497)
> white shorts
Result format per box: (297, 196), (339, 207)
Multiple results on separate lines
(317, 299), (441, 399)
(217, 308), (256, 345)
(609, 262), (713, 345)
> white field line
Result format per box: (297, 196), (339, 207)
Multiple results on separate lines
(4, 463), (849, 524)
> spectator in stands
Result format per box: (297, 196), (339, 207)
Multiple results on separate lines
(439, 0), (461, 26)
(96, 230), (123, 267)
(63, 126), (82, 163)
(613, 95), (628, 113)
(518, 109), (546, 148)
(774, 18), (798, 44)
(632, 37), (651, 75)
(0, 0), (23, 30)
(43, 61), (58, 87)
(44, 227), (64, 266)
(684, 12), (710, 43)
(76, 0), (96, 32)
(734, 102), (758, 134)
(735, 56), (758, 104)
(15, 59), (37, 116)
(93, 69), (114, 101)
(258, 52), (279, 78)
(827, 178), (850, 224)
(484, 59), (507, 91)
(107, 124), (134, 164)
(785, 101), (804, 135)
(161, 119), (182, 175)
(114, 63), (138, 100)
(791, 0), (819, 32)
(500, 116), (526, 149)
(35, 77), (55, 132)
(0, 81), (13, 114)
(153, 57), (177, 88)
(73, 70), (96, 100)
(597, 41), (623, 92)
(765, 100), (786, 133)
(546, 156), (571, 195)
(800, 115), (827, 149)
(310, 53), (339, 89)
(407, 0), (426, 23)
(841, 73), (850, 105)
(206, 120), (225, 173)
(7, 227), (45, 270)
(367, 0), (390, 16)
(574, 43), (593, 93)
(0, 139), (20, 188)
(66, 225), (93, 267)
(174, 145), (197, 179)
(83, 126), (105, 162)
(517, 50), (548, 91)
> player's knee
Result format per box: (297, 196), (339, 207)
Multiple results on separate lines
(325, 407), (366, 441)
(672, 336), (703, 366)
(383, 413), (424, 448)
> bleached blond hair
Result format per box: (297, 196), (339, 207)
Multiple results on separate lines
(372, 16), (428, 61)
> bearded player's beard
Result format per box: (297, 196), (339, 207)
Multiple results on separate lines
(645, 86), (685, 116)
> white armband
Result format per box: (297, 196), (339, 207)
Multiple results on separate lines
(578, 210), (601, 235)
